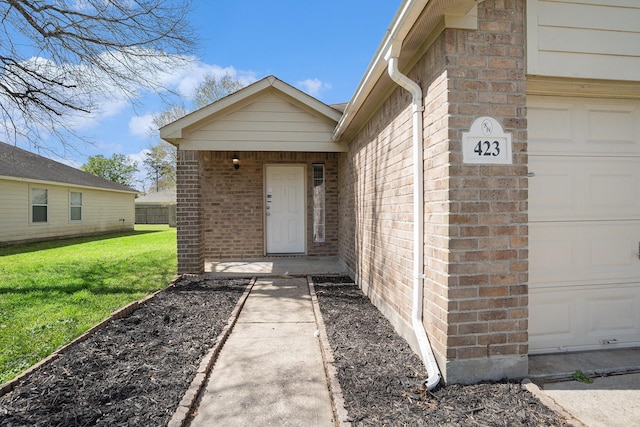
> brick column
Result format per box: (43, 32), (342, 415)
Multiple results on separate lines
(176, 150), (204, 274)
(443, 0), (528, 382)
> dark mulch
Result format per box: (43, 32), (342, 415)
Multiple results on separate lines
(313, 276), (571, 426)
(0, 277), (248, 427)
(1, 275), (571, 427)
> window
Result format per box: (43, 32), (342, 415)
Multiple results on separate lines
(312, 164), (325, 243)
(31, 188), (48, 223)
(70, 191), (82, 221)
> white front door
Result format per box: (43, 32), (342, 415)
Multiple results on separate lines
(265, 165), (305, 254)
(528, 96), (640, 353)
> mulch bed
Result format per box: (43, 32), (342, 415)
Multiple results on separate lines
(1, 275), (572, 427)
(313, 276), (571, 426)
(0, 277), (248, 427)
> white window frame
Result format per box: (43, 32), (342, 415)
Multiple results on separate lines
(70, 191), (82, 221)
(31, 188), (48, 223)
(312, 164), (325, 243)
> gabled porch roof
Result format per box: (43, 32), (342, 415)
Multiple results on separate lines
(160, 75), (346, 153)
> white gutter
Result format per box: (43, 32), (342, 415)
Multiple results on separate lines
(385, 44), (441, 391)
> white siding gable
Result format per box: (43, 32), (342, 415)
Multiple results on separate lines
(179, 92), (344, 152)
(162, 76), (345, 153)
(527, 0), (640, 81)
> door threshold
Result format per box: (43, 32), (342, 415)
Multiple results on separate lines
(265, 253), (306, 257)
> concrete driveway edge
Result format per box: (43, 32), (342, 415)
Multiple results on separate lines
(521, 379), (587, 427)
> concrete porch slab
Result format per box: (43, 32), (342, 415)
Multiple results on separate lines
(205, 256), (348, 277)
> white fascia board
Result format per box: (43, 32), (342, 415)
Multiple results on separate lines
(445, 4), (478, 30)
(271, 80), (343, 122)
(333, 0), (430, 141)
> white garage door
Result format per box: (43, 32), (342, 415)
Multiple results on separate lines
(528, 96), (640, 354)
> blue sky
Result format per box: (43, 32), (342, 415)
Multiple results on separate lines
(12, 1), (402, 191)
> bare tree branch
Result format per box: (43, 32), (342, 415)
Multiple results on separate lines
(0, 0), (197, 152)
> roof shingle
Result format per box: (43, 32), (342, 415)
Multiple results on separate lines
(0, 142), (137, 193)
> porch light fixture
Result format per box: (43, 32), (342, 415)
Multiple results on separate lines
(232, 153), (239, 170)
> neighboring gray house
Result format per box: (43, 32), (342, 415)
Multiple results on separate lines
(0, 142), (137, 245)
(135, 189), (177, 226)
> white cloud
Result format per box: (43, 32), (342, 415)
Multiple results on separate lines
(0, 47), (259, 155)
(0, 50), (194, 135)
(63, 97), (130, 131)
(296, 78), (332, 98)
(128, 148), (151, 192)
(159, 62), (257, 99)
(129, 114), (156, 138)
(127, 148), (150, 165)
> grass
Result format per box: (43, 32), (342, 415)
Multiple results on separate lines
(0, 225), (177, 384)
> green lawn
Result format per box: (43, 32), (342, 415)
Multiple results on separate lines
(0, 225), (177, 384)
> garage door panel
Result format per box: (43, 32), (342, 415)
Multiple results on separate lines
(530, 285), (640, 353)
(528, 101), (574, 144)
(530, 222), (640, 287)
(528, 160), (576, 217)
(586, 104), (638, 145)
(528, 97), (640, 156)
(590, 236), (637, 270)
(589, 169), (637, 210)
(585, 294), (638, 336)
(529, 293), (574, 339)
(529, 156), (640, 221)
(529, 226), (574, 281)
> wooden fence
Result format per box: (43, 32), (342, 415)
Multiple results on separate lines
(135, 205), (176, 226)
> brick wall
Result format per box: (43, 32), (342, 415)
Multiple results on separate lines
(200, 151), (339, 259)
(338, 90), (417, 345)
(339, 0), (527, 383)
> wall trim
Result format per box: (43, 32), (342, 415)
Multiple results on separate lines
(527, 75), (640, 100)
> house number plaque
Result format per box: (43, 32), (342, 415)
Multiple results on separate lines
(462, 116), (512, 165)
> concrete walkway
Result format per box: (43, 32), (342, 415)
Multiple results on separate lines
(189, 277), (335, 426)
(187, 257), (640, 426)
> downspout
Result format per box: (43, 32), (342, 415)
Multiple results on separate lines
(385, 43), (441, 390)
